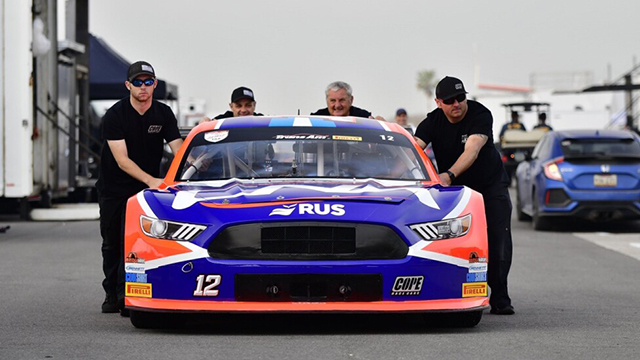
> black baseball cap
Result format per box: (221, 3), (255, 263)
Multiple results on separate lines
(435, 76), (467, 100)
(127, 61), (155, 81)
(396, 108), (407, 116)
(231, 87), (256, 103)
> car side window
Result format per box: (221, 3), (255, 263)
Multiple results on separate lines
(531, 135), (548, 160)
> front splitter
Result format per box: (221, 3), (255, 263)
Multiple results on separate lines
(126, 297), (489, 313)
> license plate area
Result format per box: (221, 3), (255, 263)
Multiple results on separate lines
(235, 274), (382, 302)
(594, 174), (617, 187)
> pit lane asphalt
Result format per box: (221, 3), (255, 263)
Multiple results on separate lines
(1, 197), (639, 360)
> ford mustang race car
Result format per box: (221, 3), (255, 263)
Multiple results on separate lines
(124, 116), (489, 328)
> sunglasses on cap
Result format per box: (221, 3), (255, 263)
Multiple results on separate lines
(130, 78), (155, 87)
(442, 94), (466, 105)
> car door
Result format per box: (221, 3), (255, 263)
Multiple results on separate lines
(520, 134), (552, 214)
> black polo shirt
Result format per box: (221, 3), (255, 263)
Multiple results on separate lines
(311, 106), (372, 117)
(96, 98), (181, 198)
(415, 100), (509, 192)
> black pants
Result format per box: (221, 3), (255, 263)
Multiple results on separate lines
(482, 184), (513, 309)
(99, 196), (129, 302)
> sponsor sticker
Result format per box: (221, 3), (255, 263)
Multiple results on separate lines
(468, 263), (488, 273)
(462, 282), (487, 297)
(125, 252), (145, 264)
(468, 252), (487, 264)
(466, 272), (487, 282)
(391, 276), (424, 296)
(332, 135), (362, 141)
(204, 130), (229, 143)
(126, 282), (152, 298)
(124, 264), (145, 274)
(125, 273), (148, 283)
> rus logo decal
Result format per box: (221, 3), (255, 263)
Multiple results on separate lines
(462, 282), (487, 297)
(126, 282), (152, 298)
(269, 203), (345, 217)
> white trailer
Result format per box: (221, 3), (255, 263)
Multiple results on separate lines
(1, 0), (35, 206)
(2, 0), (93, 218)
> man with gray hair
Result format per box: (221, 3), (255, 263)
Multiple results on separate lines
(312, 81), (376, 118)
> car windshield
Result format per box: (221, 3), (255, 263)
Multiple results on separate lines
(177, 127), (430, 181)
(561, 138), (640, 159)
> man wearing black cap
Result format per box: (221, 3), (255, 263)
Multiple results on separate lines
(414, 76), (515, 315)
(200, 86), (263, 123)
(96, 61), (182, 315)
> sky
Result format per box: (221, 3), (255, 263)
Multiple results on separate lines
(88, 0), (640, 122)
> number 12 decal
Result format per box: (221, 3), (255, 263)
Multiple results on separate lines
(193, 274), (222, 296)
(379, 135), (394, 141)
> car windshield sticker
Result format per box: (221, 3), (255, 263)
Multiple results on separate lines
(332, 135), (362, 141)
(274, 134), (330, 140)
(204, 130), (229, 143)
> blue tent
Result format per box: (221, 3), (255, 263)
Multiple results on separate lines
(89, 34), (178, 100)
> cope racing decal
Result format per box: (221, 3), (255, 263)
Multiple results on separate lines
(391, 276), (424, 296)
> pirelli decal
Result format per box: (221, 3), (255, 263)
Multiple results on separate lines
(126, 282), (152, 298)
(462, 282), (487, 297)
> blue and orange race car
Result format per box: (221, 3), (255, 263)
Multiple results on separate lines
(124, 116), (489, 328)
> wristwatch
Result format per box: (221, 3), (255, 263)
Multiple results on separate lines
(446, 170), (456, 182)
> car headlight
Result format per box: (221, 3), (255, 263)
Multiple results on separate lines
(140, 215), (207, 241)
(409, 214), (471, 240)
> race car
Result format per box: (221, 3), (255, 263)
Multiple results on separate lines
(124, 116), (489, 328)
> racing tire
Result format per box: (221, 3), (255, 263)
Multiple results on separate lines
(423, 310), (483, 328)
(130, 310), (183, 329)
(515, 179), (531, 221)
(532, 193), (551, 231)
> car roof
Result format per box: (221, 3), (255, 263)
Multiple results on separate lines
(553, 129), (637, 141)
(195, 115), (402, 132)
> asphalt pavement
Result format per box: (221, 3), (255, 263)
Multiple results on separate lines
(0, 200), (639, 360)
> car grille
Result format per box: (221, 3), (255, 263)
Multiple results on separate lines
(235, 273), (383, 302)
(208, 222), (408, 260)
(261, 226), (356, 255)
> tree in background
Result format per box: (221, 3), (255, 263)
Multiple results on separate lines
(417, 70), (437, 110)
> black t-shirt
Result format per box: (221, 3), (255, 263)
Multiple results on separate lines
(96, 98), (181, 198)
(311, 106), (372, 117)
(415, 100), (509, 192)
(213, 111), (264, 119)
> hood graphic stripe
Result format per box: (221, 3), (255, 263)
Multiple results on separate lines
(137, 192), (156, 218)
(444, 187), (471, 219)
(408, 240), (468, 268)
(143, 241), (209, 271)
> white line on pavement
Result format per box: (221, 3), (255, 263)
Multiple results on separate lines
(572, 233), (640, 262)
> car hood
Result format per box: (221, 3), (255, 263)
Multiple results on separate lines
(138, 178), (473, 233)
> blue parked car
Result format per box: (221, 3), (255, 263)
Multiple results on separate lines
(515, 129), (640, 230)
